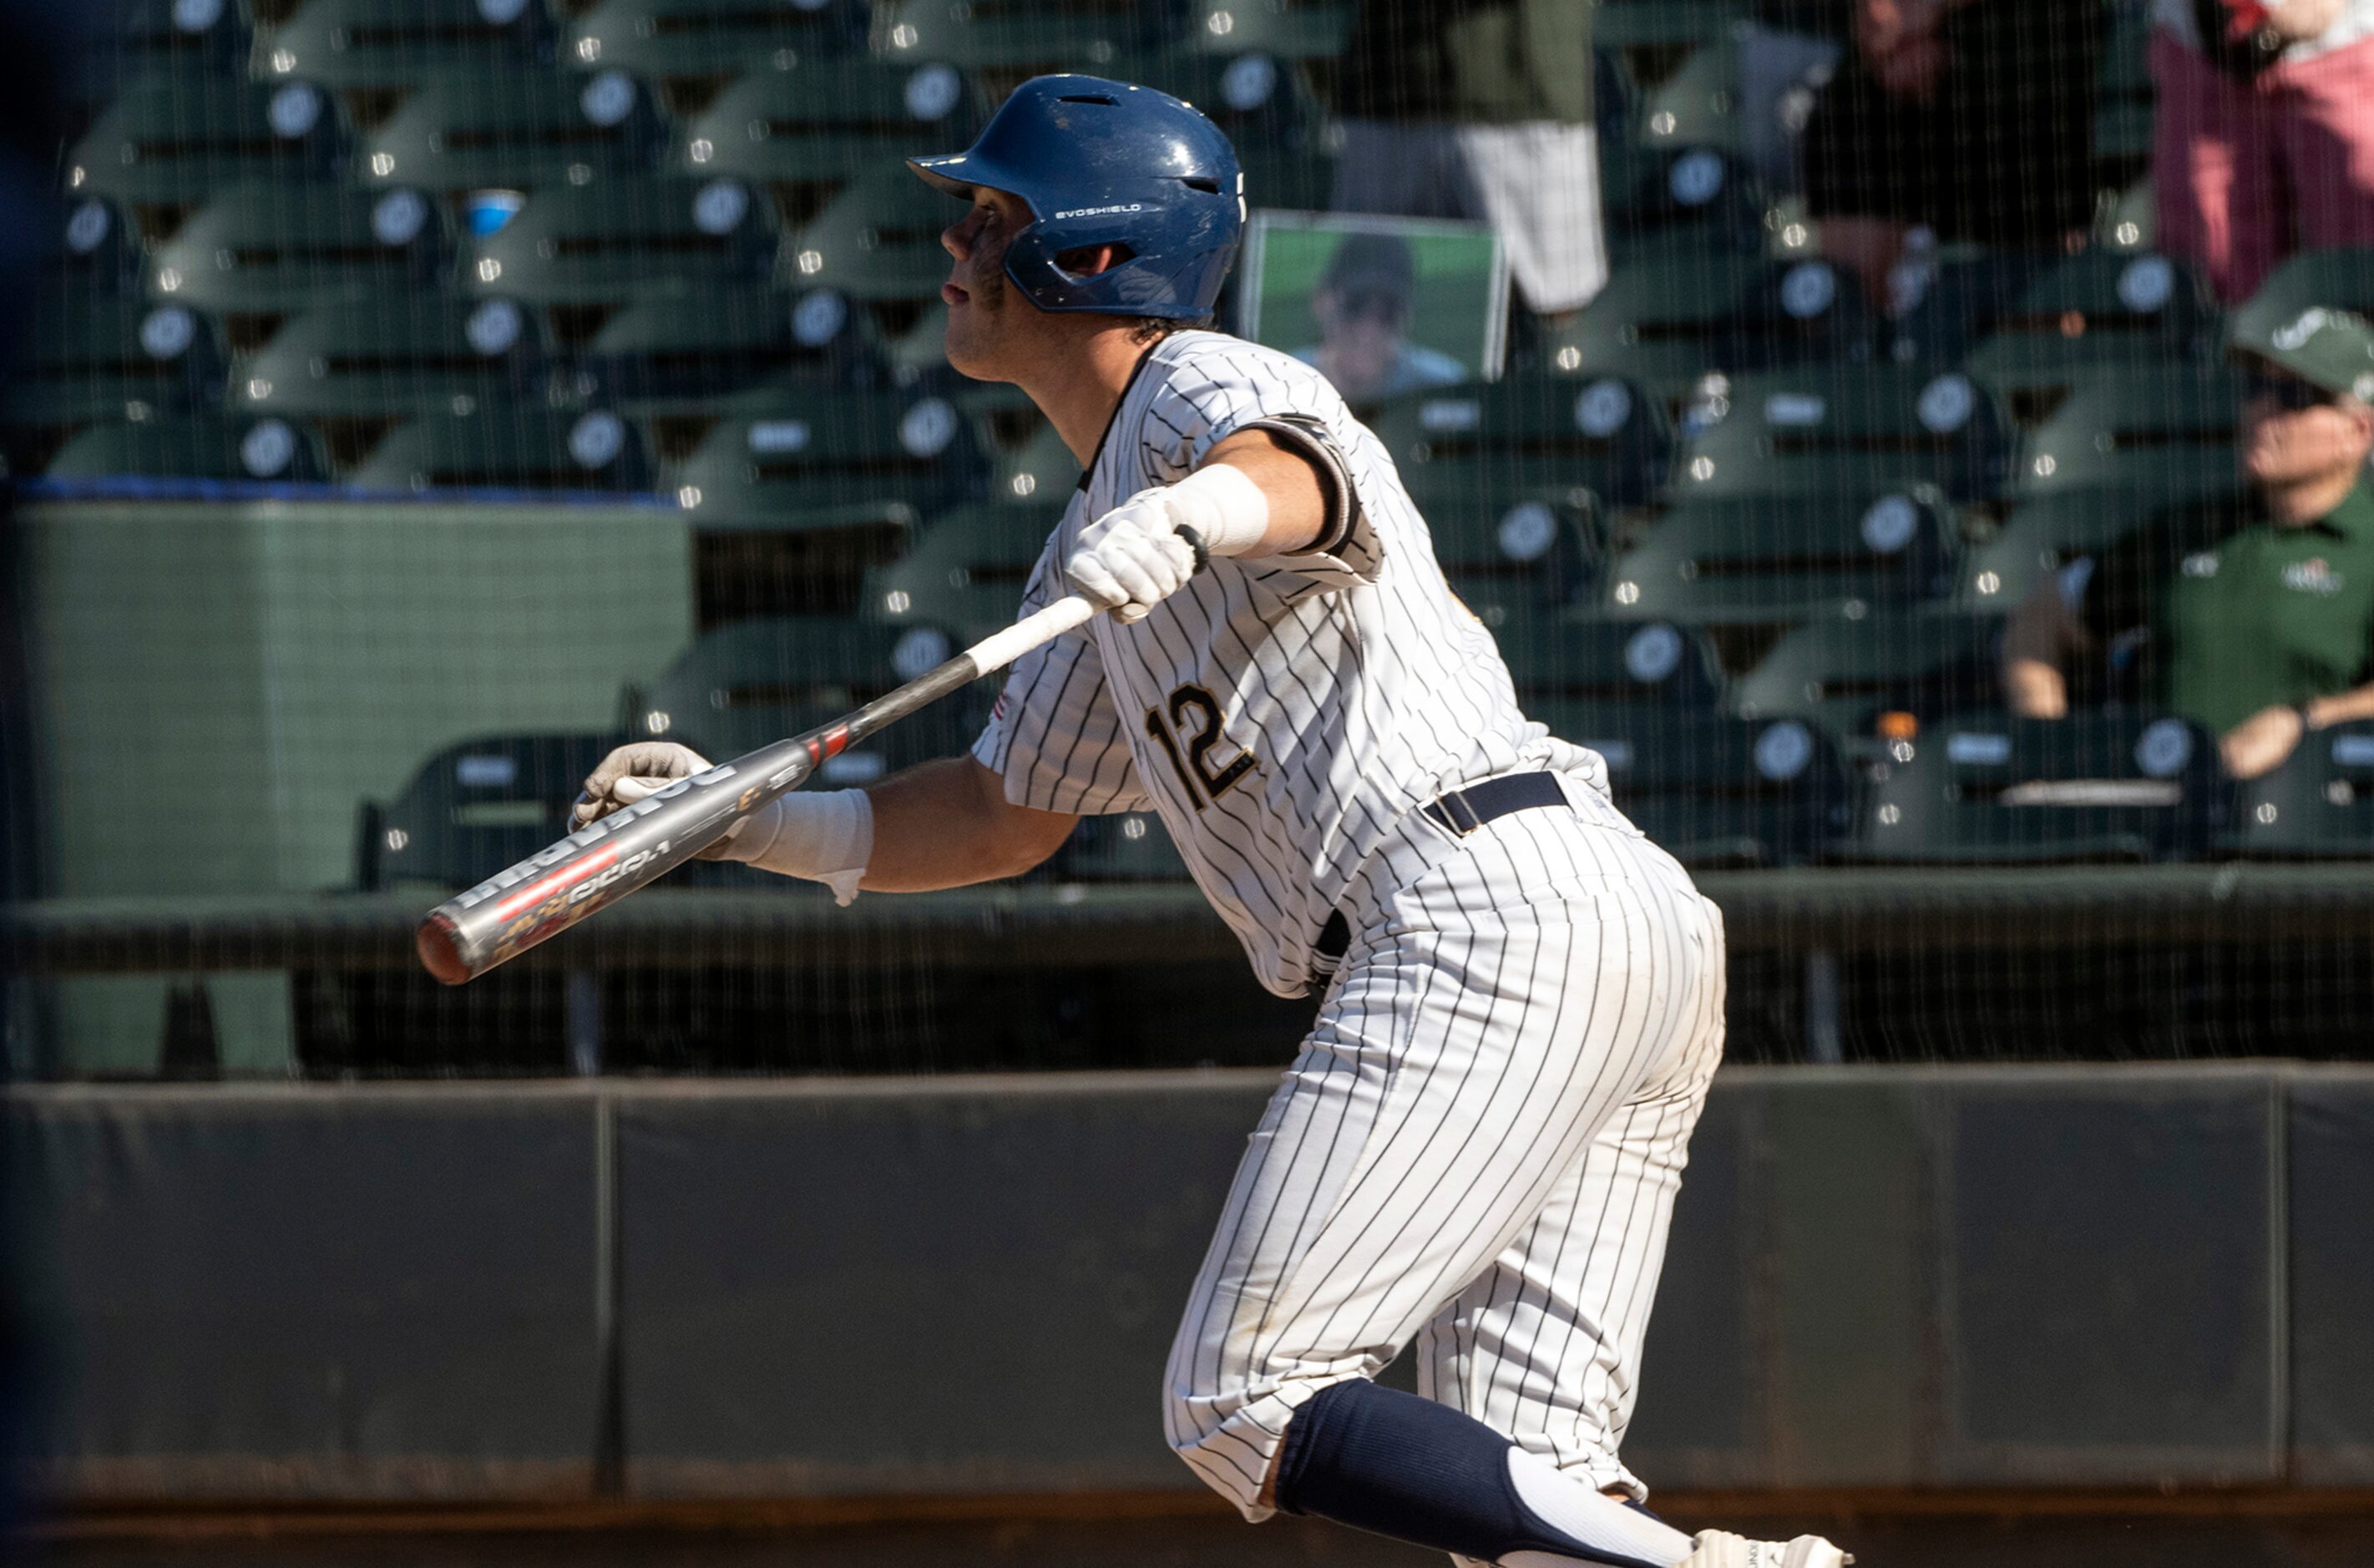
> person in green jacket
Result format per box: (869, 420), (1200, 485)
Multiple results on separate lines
(2002, 306), (2374, 777)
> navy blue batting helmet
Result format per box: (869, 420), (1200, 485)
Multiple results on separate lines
(908, 74), (1244, 321)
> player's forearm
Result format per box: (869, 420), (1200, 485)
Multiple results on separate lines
(1206, 430), (1330, 556)
(858, 756), (1074, 891)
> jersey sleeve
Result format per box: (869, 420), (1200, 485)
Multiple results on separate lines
(969, 543), (1152, 815)
(1135, 342), (1384, 592)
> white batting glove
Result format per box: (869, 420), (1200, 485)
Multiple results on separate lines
(574, 741), (714, 835)
(1065, 490), (1203, 625)
(571, 741), (871, 899)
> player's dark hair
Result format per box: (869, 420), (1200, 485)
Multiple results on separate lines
(1131, 313), (1215, 345)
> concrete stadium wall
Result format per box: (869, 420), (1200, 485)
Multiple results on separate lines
(7, 1065), (2368, 1504)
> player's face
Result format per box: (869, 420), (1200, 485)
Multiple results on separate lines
(940, 186), (1034, 381)
(1314, 284), (1408, 402)
(2240, 365), (2374, 488)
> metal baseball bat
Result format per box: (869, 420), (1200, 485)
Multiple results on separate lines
(415, 594), (1100, 985)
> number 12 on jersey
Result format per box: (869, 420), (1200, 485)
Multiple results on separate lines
(1145, 684), (1258, 810)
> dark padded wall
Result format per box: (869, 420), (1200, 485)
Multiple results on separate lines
(2289, 1071), (2374, 1485)
(8, 1087), (604, 1499)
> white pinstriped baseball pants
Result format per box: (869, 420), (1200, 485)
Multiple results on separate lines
(1163, 781), (1726, 1523)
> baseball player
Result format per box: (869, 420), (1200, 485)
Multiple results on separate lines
(577, 78), (1847, 1568)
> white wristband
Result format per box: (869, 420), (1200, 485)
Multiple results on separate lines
(717, 788), (873, 905)
(1166, 462), (1271, 558)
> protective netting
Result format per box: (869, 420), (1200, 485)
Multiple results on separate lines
(9, 0), (2374, 1078)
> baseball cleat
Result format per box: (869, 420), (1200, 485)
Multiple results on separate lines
(1678, 1529), (1852, 1568)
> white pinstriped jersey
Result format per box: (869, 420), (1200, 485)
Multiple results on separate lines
(973, 331), (1613, 998)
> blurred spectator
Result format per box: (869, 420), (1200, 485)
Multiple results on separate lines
(1289, 231), (1465, 402)
(2150, 0), (2374, 305)
(1800, 0), (2107, 311)
(2002, 307), (2374, 777)
(1738, 0), (1852, 196)
(1329, 0), (1605, 316)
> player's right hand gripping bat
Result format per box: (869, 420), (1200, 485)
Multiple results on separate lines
(414, 593), (1100, 986)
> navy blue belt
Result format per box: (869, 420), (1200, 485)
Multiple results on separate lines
(1314, 771), (1571, 964)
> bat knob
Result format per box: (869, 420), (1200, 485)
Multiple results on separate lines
(416, 913), (473, 987)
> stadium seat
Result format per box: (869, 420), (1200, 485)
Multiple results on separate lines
(258, 0), (558, 89)
(360, 63), (666, 192)
(1595, 0), (1749, 48)
(873, 0), (1163, 67)
(2008, 367), (2242, 503)
(235, 295), (556, 419)
(2094, 173), (2154, 253)
(788, 170), (965, 304)
(1834, 710), (2233, 863)
(2092, 0), (2156, 171)
(48, 195), (146, 296)
(2231, 247), (2374, 334)
(988, 417), (1083, 507)
(1528, 705), (1852, 868)
(1634, 35), (1739, 154)
(1891, 250), (2220, 391)
(1728, 610), (2003, 743)
(579, 286), (877, 412)
(148, 181), (451, 312)
(80, 0), (253, 92)
(1669, 366), (2015, 503)
(679, 56), (987, 185)
(1128, 50), (1337, 210)
(3, 298), (228, 434)
(1425, 487), (1603, 624)
(565, 0), (870, 78)
(620, 615), (978, 777)
(2225, 721), (2374, 858)
(669, 387), (985, 533)
(347, 404), (655, 495)
(861, 503), (1057, 645)
(67, 72), (349, 205)
(462, 175), (782, 304)
(1181, 0), (1350, 58)
(1372, 374), (1670, 513)
(1488, 606), (1726, 711)
(1051, 809), (1191, 881)
(38, 415), (330, 489)
(357, 731), (620, 892)
(1602, 488), (1959, 624)
(1956, 485), (2244, 610)
(1547, 247), (1880, 404)
(1600, 144), (1768, 261)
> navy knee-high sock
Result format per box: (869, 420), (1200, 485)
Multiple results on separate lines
(1272, 1379), (1693, 1568)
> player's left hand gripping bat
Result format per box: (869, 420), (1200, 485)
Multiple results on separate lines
(416, 593), (1099, 985)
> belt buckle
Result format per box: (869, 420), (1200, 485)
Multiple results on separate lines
(1434, 787), (1483, 836)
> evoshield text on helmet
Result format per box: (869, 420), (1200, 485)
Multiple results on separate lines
(908, 74), (1245, 321)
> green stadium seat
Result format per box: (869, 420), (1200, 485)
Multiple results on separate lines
(1602, 488), (1958, 624)
(1546, 247), (1879, 405)
(1834, 710), (2233, 863)
(50, 195), (146, 296)
(2092, 0), (2155, 170)
(462, 175), (782, 304)
(565, 0), (869, 78)
(257, 0), (558, 89)
(67, 72), (348, 205)
(669, 387), (986, 532)
(1891, 250), (2220, 392)
(788, 169), (963, 304)
(1182, 0), (1349, 58)
(2008, 367), (2242, 502)
(1128, 50), (1336, 210)
(621, 615), (978, 777)
(235, 294), (555, 418)
(2094, 173), (2154, 253)
(1634, 36), (1738, 154)
(1488, 606), (1726, 710)
(360, 63), (666, 192)
(1727, 609), (2003, 743)
(1595, 0), (1749, 48)
(873, 0), (1162, 68)
(580, 286), (876, 412)
(147, 181), (451, 312)
(1425, 488), (1603, 624)
(987, 417), (1083, 506)
(679, 56), (987, 185)
(1602, 144), (1769, 261)
(38, 415), (329, 488)
(348, 404), (655, 494)
(2231, 247), (2374, 335)
(357, 731), (620, 892)
(85, 0), (253, 86)
(1372, 374), (1670, 513)
(1669, 366), (2014, 503)
(1050, 809), (1190, 881)
(2225, 721), (2374, 858)
(861, 503), (1058, 644)
(1956, 484), (2245, 610)
(3, 298), (227, 434)
(1529, 705), (1852, 868)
